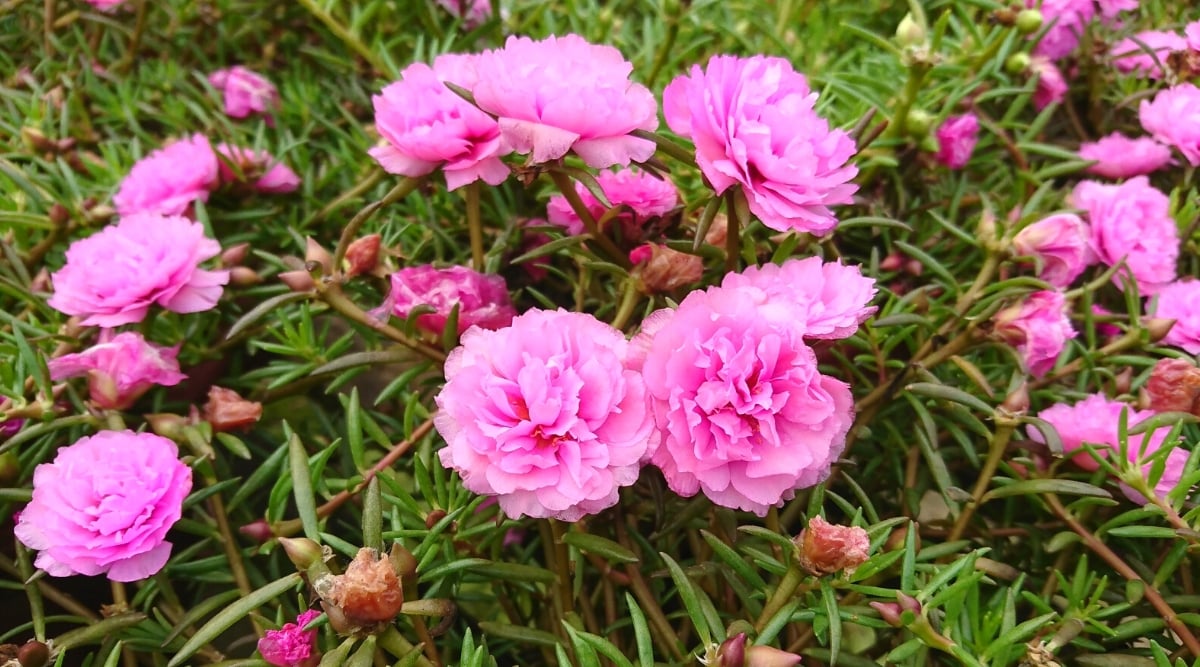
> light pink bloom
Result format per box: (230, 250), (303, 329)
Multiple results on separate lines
(370, 58), (508, 191)
(1187, 21), (1200, 50)
(468, 34), (658, 168)
(435, 0), (491, 28)
(546, 168), (678, 237)
(215, 144), (300, 194)
(1139, 83), (1200, 166)
(1028, 0), (1095, 59)
(434, 309), (654, 521)
(1029, 393), (1169, 471)
(633, 284), (854, 516)
(664, 55), (858, 236)
(1031, 57), (1068, 110)
(48, 213), (229, 327)
(1077, 133), (1171, 179)
(1071, 177), (1178, 295)
(258, 609), (321, 667)
(1151, 279), (1200, 354)
(47, 332), (186, 411)
(208, 66), (279, 120)
(113, 134), (219, 216)
(83, 0), (125, 10)
(993, 290), (1076, 377)
(1013, 213), (1095, 287)
(1094, 0), (1137, 20)
(934, 113), (980, 169)
(379, 265), (516, 335)
(1112, 31), (1188, 78)
(720, 258), (877, 339)
(14, 430), (192, 581)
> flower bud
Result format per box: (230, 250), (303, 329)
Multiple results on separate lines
(745, 646), (802, 667)
(278, 537), (324, 571)
(318, 547), (404, 632)
(0, 451), (19, 486)
(343, 234), (382, 278)
(870, 601), (904, 627)
(278, 270), (315, 292)
(17, 641), (49, 667)
(304, 237), (332, 275)
(703, 213), (728, 248)
(1145, 318), (1176, 344)
(904, 109), (934, 138)
(1000, 382), (1030, 416)
(48, 203), (70, 226)
(20, 127), (55, 153)
(145, 413), (190, 441)
(630, 243), (703, 294)
(1015, 9), (1043, 35)
(229, 266), (263, 286)
(895, 13), (926, 48)
(1005, 53), (1031, 75)
(389, 542), (418, 581)
(239, 519), (274, 544)
(794, 516), (871, 576)
(203, 386), (262, 433)
(1145, 358), (1200, 416)
(713, 632), (746, 667)
(220, 242), (250, 267)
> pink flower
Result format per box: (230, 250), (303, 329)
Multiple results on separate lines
(1031, 57), (1068, 110)
(48, 213), (229, 327)
(1094, 0), (1137, 20)
(13, 430), (192, 581)
(1187, 21), (1200, 51)
(47, 332), (186, 411)
(1150, 279), (1200, 354)
(993, 290), (1076, 377)
(934, 113), (980, 169)
(633, 284), (854, 515)
(379, 266), (516, 335)
(1090, 304), (1123, 339)
(434, 309), (654, 521)
(1012, 213), (1095, 287)
(258, 609), (321, 667)
(113, 134), (219, 216)
(1071, 177), (1178, 295)
(1029, 393), (1168, 471)
(83, 0), (126, 10)
(663, 55), (858, 236)
(215, 144), (300, 194)
(1077, 133), (1172, 179)
(720, 258), (877, 339)
(370, 58), (508, 191)
(1139, 83), (1200, 166)
(208, 66), (279, 120)
(546, 168), (678, 237)
(467, 34), (658, 168)
(1112, 31), (1188, 78)
(1028, 0), (1095, 59)
(435, 0), (491, 28)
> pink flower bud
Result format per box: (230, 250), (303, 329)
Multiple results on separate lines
(1012, 214), (1094, 288)
(745, 645), (802, 667)
(343, 234), (382, 278)
(239, 519), (274, 544)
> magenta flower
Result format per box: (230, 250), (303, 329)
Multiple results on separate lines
(719, 258), (877, 339)
(112, 134), (219, 217)
(1029, 393), (1169, 472)
(468, 34), (658, 168)
(47, 332), (186, 411)
(1151, 279), (1200, 354)
(434, 309), (654, 521)
(633, 284), (854, 515)
(258, 609), (321, 667)
(1012, 213), (1095, 287)
(48, 213), (230, 327)
(83, 0), (126, 10)
(1187, 21), (1200, 51)
(1077, 133), (1171, 179)
(664, 55), (858, 236)
(1071, 177), (1178, 295)
(215, 144), (300, 194)
(1139, 83), (1200, 166)
(1031, 57), (1068, 110)
(370, 57), (509, 191)
(934, 113), (980, 169)
(14, 430), (193, 581)
(208, 66), (279, 120)
(1028, 0), (1095, 59)
(435, 0), (491, 28)
(992, 290), (1076, 377)
(1112, 31), (1187, 78)
(379, 265), (516, 335)
(546, 168), (678, 237)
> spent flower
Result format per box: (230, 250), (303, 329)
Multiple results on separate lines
(377, 265), (516, 335)
(208, 66), (279, 120)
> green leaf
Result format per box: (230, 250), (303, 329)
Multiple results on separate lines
(319, 638), (359, 667)
(700, 530), (767, 590)
(981, 479), (1112, 503)
(981, 613), (1056, 660)
(561, 532), (639, 564)
(345, 635), (377, 667)
(659, 552), (713, 645)
(625, 593), (655, 667)
(226, 291), (310, 340)
(1104, 526), (1180, 539)
(168, 573), (302, 667)
(161, 589), (242, 646)
(53, 612), (147, 651)
(820, 579), (842, 666)
(310, 349), (413, 376)
(478, 621), (561, 647)
(288, 433), (322, 541)
(563, 623), (602, 667)
(362, 476), (382, 552)
(905, 382), (993, 415)
(471, 561), (557, 585)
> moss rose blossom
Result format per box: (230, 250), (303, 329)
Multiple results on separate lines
(992, 290), (1076, 377)
(1012, 213), (1095, 288)
(719, 257), (877, 339)
(208, 66), (279, 120)
(47, 332), (186, 410)
(546, 168), (678, 237)
(258, 609), (321, 667)
(1139, 83), (1200, 167)
(1077, 133), (1172, 179)
(1151, 279), (1200, 354)
(1071, 177), (1178, 295)
(378, 265), (516, 335)
(112, 134), (219, 216)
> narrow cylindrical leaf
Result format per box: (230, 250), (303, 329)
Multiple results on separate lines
(167, 573), (302, 667)
(288, 433), (321, 541)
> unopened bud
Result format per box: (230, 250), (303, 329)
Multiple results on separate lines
(794, 516), (871, 576)
(870, 601), (905, 627)
(1145, 358), (1200, 416)
(30, 268), (51, 294)
(1114, 366), (1133, 396)
(1000, 383), (1030, 416)
(20, 127), (54, 153)
(425, 509), (448, 530)
(630, 244), (703, 294)
(389, 542), (418, 581)
(1145, 318), (1176, 344)
(84, 204), (115, 224)
(745, 646), (802, 667)
(895, 13), (926, 48)
(319, 547), (404, 631)
(278, 537), (324, 571)
(1015, 9), (1043, 35)
(48, 203), (69, 226)
(17, 640), (50, 667)
(229, 266), (262, 286)
(203, 386), (262, 433)
(343, 234), (382, 278)
(713, 632), (746, 667)
(145, 413), (190, 441)
(905, 109), (934, 138)
(305, 237), (332, 274)
(239, 519), (274, 544)
(220, 242), (250, 267)
(278, 270), (315, 292)
(703, 213), (729, 248)
(1005, 52), (1032, 75)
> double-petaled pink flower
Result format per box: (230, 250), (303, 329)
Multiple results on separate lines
(258, 609), (321, 667)
(215, 144), (301, 194)
(719, 258), (877, 339)
(1031, 57), (1068, 110)
(435, 0), (491, 28)
(378, 265), (516, 335)
(1077, 133), (1172, 179)
(1012, 213), (1094, 287)
(1139, 83), (1200, 167)
(1151, 279), (1200, 354)
(113, 134), (219, 216)
(47, 332), (186, 410)
(1071, 177), (1178, 295)
(934, 113), (979, 170)
(992, 290), (1076, 377)
(1111, 31), (1188, 78)
(546, 168), (678, 238)
(209, 66), (279, 120)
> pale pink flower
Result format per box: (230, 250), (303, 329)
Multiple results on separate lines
(1094, 0), (1137, 20)
(1139, 83), (1200, 166)
(1112, 31), (1188, 78)
(993, 290), (1076, 377)
(14, 430), (193, 581)
(1077, 133), (1171, 179)
(663, 55), (858, 236)
(1029, 393), (1169, 471)
(1150, 279), (1200, 354)
(546, 168), (678, 237)
(934, 113), (980, 169)
(370, 58), (508, 191)
(1031, 57), (1068, 110)
(435, 0), (491, 28)
(379, 266), (516, 335)
(633, 284), (854, 516)
(434, 309), (654, 521)
(208, 66), (279, 120)
(1028, 0), (1095, 59)
(1071, 177), (1178, 295)
(1012, 213), (1095, 287)
(258, 609), (321, 667)
(468, 34), (658, 168)
(214, 144), (300, 194)
(48, 213), (229, 327)
(1187, 21), (1200, 51)
(83, 0), (126, 11)
(47, 332), (186, 411)
(113, 134), (219, 216)
(720, 258), (877, 339)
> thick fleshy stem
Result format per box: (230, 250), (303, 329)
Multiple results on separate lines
(465, 181), (485, 271)
(547, 169), (630, 269)
(315, 285), (446, 363)
(110, 581), (136, 667)
(724, 188), (748, 273)
(945, 416), (1017, 542)
(754, 562), (805, 633)
(610, 275), (641, 331)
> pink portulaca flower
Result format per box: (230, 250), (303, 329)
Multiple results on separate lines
(1028, 0), (1095, 60)
(1112, 31), (1188, 78)
(1151, 280), (1200, 354)
(664, 55), (858, 236)
(546, 168), (678, 237)
(83, 0), (125, 11)
(1029, 393), (1171, 472)
(1139, 83), (1200, 166)
(1188, 21), (1200, 51)
(633, 284), (855, 516)
(1031, 57), (1068, 110)
(14, 430), (193, 581)
(258, 609), (321, 667)
(48, 213), (229, 327)
(719, 258), (877, 340)
(370, 57), (508, 191)
(993, 290), (1076, 377)
(434, 309), (654, 521)
(1120, 446), (1193, 505)
(1012, 213), (1095, 287)
(47, 332), (186, 411)
(934, 113), (980, 169)
(208, 66), (279, 120)
(435, 0), (491, 28)
(215, 144), (301, 194)
(1077, 133), (1171, 179)
(113, 134), (219, 216)
(467, 34), (658, 168)
(379, 266), (516, 335)
(1071, 177), (1178, 295)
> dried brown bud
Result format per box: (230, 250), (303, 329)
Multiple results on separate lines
(30, 269), (51, 294)
(320, 548), (404, 630)
(1145, 358), (1200, 417)
(203, 386), (262, 433)
(16, 641), (49, 667)
(630, 243), (703, 294)
(425, 509), (448, 529)
(703, 212), (728, 248)
(48, 203), (69, 226)
(1113, 366), (1134, 396)
(343, 234), (382, 278)
(220, 242), (251, 267)
(795, 516), (871, 576)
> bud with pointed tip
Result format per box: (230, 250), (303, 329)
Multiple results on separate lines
(745, 646), (802, 667)
(278, 270), (315, 292)
(713, 632), (746, 667)
(896, 13), (926, 48)
(230, 266), (263, 286)
(305, 237), (332, 275)
(1145, 318), (1175, 343)
(870, 601), (904, 627)
(221, 242), (251, 267)
(1000, 383), (1030, 416)
(278, 537), (324, 571)
(343, 234), (382, 278)
(48, 203), (69, 226)
(239, 519), (274, 544)
(145, 412), (190, 441)
(389, 542), (418, 581)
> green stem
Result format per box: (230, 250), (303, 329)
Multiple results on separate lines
(113, 0), (148, 75)
(465, 181), (485, 271)
(755, 564), (804, 633)
(331, 176), (425, 278)
(945, 418), (1017, 542)
(316, 285), (446, 363)
(111, 581), (137, 667)
(549, 520), (574, 616)
(548, 169), (630, 269)
(724, 188), (747, 273)
(610, 276), (641, 331)
(294, 0), (391, 75)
